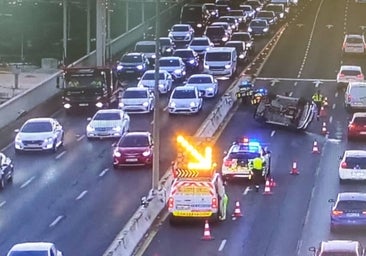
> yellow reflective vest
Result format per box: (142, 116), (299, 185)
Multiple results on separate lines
(312, 93), (323, 102)
(251, 157), (264, 170)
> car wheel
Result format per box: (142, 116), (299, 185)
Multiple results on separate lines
(0, 177), (5, 190)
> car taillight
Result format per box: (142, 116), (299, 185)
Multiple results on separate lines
(168, 197), (174, 210)
(211, 198), (218, 208)
(357, 74), (364, 79)
(348, 123), (355, 130)
(224, 158), (232, 167)
(339, 73), (345, 77)
(341, 162), (347, 168)
(332, 210), (344, 216)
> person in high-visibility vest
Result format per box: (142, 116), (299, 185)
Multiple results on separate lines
(249, 156), (265, 192)
(312, 89), (324, 120)
(219, 193), (229, 221)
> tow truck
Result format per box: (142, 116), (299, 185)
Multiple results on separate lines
(167, 136), (228, 224)
(58, 67), (121, 114)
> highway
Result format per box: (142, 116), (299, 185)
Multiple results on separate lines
(0, 5), (274, 256)
(140, 0), (366, 255)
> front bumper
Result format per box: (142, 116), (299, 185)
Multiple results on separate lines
(113, 155), (152, 166)
(168, 106), (200, 114)
(87, 130), (123, 139)
(15, 140), (54, 152)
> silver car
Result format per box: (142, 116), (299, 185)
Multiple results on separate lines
(185, 74), (218, 98)
(119, 87), (155, 114)
(168, 24), (195, 44)
(86, 109), (130, 139)
(189, 37), (214, 57)
(137, 70), (173, 94)
(159, 57), (187, 82)
(14, 118), (64, 153)
(7, 242), (63, 256)
(168, 86), (203, 114)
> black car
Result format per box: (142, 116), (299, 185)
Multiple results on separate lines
(245, 0), (264, 12)
(0, 152), (14, 190)
(159, 37), (175, 56)
(256, 10), (278, 27)
(203, 3), (219, 21)
(225, 41), (250, 64)
(173, 49), (200, 73)
(116, 52), (150, 79)
(231, 32), (255, 54)
(180, 4), (208, 35)
(204, 25), (231, 46)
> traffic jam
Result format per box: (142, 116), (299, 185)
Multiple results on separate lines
(1, 0), (366, 255)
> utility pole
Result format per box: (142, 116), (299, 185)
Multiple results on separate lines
(96, 0), (107, 66)
(152, 0), (160, 191)
(86, 0), (91, 54)
(63, 0), (68, 65)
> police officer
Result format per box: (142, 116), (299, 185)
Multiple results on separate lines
(249, 156), (265, 192)
(219, 193), (228, 221)
(312, 89), (324, 120)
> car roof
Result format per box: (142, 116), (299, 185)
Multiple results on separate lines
(337, 192), (366, 201)
(348, 81), (366, 88)
(10, 242), (54, 251)
(189, 74), (213, 78)
(206, 47), (236, 52)
(124, 131), (150, 137)
(340, 65), (362, 70)
(344, 150), (366, 157)
(352, 112), (366, 118)
(26, 118), (54, 123)
(125, 52), (143, 56)
(172, 24), (190, 28)
(346, 34), (364, 38)
(226, 40), (245, 45)
(191, 37), (210, 41)
(174, 85), (195, 91)
(125, 87), (148, 92)
(321, 240), (359, 252)
(135, 41), (156, 46)
(160, 56), (182, 61)
(95, 109), (122, 114)
(174, 48), (193, 52)
(144, 69), (167, 74)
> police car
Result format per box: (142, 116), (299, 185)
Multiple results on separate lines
(221, 137), (271, 181)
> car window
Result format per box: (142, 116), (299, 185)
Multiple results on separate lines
(345, 156), (366, 168)
(350, 86), (366, 95)
(336, 200), (366, 211)
(94, 112), (121, 121)
(8, 251), (49, 256)
(257, 11), (274, 17)
(172, 26), (189, 32)
(123, 90), (148, 99)
(172, 89), (196, 99)
(142, 72), (165, 80)
(135, 44), (156, 52)
(121, 55), (142, 63)
(205, 52), (231, 61)
(119, 135), (149, 147)
(342, 70), (361, 76)
(160, 59), (180, 66)
(188, 77), (212, 83)
(241, 6), (252, 11)
(205, 27), (225, 35)
(21, 121), (53, 133)
(190, 39), (209, 46)
(232, 33), (251, 41)
(353, 117), (366, 125)
(250, 20), (266, 26)
(346, 37), (363, 44)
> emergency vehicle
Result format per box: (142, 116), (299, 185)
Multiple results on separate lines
(221, 137), (271, 181)
(167, 136), (228, 224)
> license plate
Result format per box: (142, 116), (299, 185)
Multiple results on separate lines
(172, 211), (212, 217)
(126, 70), (134, 73)
(347, 213), (360, 217)
(360, 132), (366, 134)
(79, 103), (89, 106)
(28, 144), (39, 147)
(176, 205), (190, 210)
(126, 158), (138, 162)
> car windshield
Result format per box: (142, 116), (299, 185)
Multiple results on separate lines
(160, 59), (180, 66)
(66, 75), (103, 88)
(160, 39), (171, 46)
(205, 52), (231, 61)
(121, 55), (142, 63)
(336, 200), (366, 211)
(251, 20), (267, 26)
(345, 156), (366, 169)
(174, 51), (194, 58)
(21, 121), (52, 133)
(142, 72), (165, 80)
(342, 70), (361, 76)
(123, 90), (148, 99)
(188, 76), (212, 83)
(204, 4), (216, 10)
(257, 12), (274, 18)
(93, 112), (120, 121)
(135, 44), (156, 52)
(353, 117), (366, 125)
(266, 5), (283, 12)
(172, 26), (189, 32)
(347, 37), (363, 43)
(226, 42), (244, 51)
(191, 39), (209, 46)
(119, 135), (149, 147)
(205, 27), (225, 36)
(232, 33), (251, 41)
(8, 251), (48, 256)
(172, 89), (196, 99)
(246, 1), (260, 6)
(320, 252), (357, 256)
(229, 151), (260, 159)
(213, 23), (229, 29)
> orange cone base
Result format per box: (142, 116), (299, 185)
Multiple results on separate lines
(270, 178), (277, 187)
(201, 235), (215, 241)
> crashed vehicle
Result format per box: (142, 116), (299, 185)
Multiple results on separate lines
(253, 93), (315, 130)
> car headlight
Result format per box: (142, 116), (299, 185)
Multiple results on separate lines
(152, 54), (156, 59)
(204, 63), (209, 68)
(189, 59), (195, 64)
(225, 64), (231, 69)
(64, 97), (71, 102)
(222, 36), (228, 42)
(113, 150), (121, 157)
(159, 84), (165, 88)
(136, 65), (143, 70)
(168, 32), (173, 38)
(211, 11), (216, 15)
(248, 27), (253, 32)
(239, 54), (245, 59)
(207, 87), (214, 92)
(142, 150), (151, 157)
(113, 126), (122, 132)
(185, 33), (190, 39)
(64, 103), (71, 109)
(137, 83), (144, 88)
(118, 102), (124, 108)
(205, 47), (210, 51)
(166, 48), (172, 52)
(190, 101), (197, 107)
(170, 101), (176, 107)
(174, 69), (182, 74)
(15, 135), (22, 143)
(143, 101), (149, 107)
(44, 137), (53, 143)
(280, 13), (284, 18)
(87, 125), (94, 132)
(263, 27), (269, 32)
(95, 102), (103, 108)
(231, 24), (236, 29)
(197, 23), (202, 28)
(246, 42), (252, 47)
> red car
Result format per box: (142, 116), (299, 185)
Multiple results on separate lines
(113, 131), (153, 168)
(348, 112), (366, 140)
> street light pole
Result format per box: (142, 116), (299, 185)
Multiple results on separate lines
(63, 0), (68, 65)
(152, 0), (160, 191)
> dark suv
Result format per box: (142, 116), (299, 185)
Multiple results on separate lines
(116, 52), (150, 79)
(204, 25), (230, 46)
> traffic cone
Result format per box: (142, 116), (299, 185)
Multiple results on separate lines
(201, 220), (214, 240)
(232, 201), (243, 217)
(290, 161), (300, 175)
(321, 122), (327, 135)
(323, 97), (328, 107)
(263, 179), (273, 195)
(269, 177), (277, 187)
(312, 140), (320, 154)
(319, 106), (326, 117)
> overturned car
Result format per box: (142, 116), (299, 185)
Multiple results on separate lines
(253, 93), (316, 130)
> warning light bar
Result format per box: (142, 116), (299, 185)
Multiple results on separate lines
(173, 168), (214, 178)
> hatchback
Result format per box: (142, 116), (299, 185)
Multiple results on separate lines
(344, 82), (366, 111)
(309, 240), (365, 256)
(7, 242), (63, 256)
(337, 65), (364, 88)
(339, 150), (366, 181)
(247, 19), (270, 36)
(348, 112), (366, 139)
(342, 34), (366, 55)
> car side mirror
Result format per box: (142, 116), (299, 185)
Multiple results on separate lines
(308, 246), (316, 254)
(14, 129), (20, 133)
(223, 150), (228, 155)
(328, 199), (335, 203)
(87, 117), (92, 121)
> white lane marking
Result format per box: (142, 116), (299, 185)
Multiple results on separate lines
(218, 239), (227, 252)
(49, 215), (64, 228)
(243, 186), (251, 195)
(255, 77), (336, 82)
(77, 134), (85, 142)
(289, 91), (293, 97)
(294, 82), (297, 86)
(329, 116), (333, 124)
(332, 103), (336, 109)
(163, 106), (169, 112)
(0, 201), (6, 208)
(55, 151), (66, 160)
(20, 176), (35, 189)
(99, 168), (109, 177)
(271, 130), (276, 137)
(335, 91), (338, 98)
(76, 190), (88, 200)
(150, 120), (154, 125)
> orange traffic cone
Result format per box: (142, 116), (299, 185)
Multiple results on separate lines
(263, 179), (273, 195)
(232, 201), (243, 217)
(290, 161), (300, 175)
(319, 106), (326, 117)
(321, 122), (328, 135)
(312, 140), (320, 154)
(323, 97), (328, 107)
(201, 220), (214, 240)
(269, 177), (277, 187)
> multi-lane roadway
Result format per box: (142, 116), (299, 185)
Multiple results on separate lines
(140, 0), (366, 255)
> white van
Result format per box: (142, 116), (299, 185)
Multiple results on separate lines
(203, 47), (237, 78)
(345, 82), (366, 111)
(270, 0), (291, 12)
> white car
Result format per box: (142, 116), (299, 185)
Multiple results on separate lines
(119, 87), (155, 114)
(86, 109), (130, 139)
(185, 74), (218, 98)
(339, 150), (366, 182)
(168, 86), (203, 114)
(7, 242), (63, 256)
(137, 70), (173, 94)
(188, 37), (214, 57)
(337, 65), (364, 87)
(342, 34), (366, 55)
(14, 118), (64, 153)
(168, 24), (195, 44)
(159, 57), (187, 82)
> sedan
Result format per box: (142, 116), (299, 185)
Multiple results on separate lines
(14, 118), (64, 153)
(159, 57), (187, 82)
(248, 19), (270, 37)
(256, 10), (278, 26)
(342, 34), (366, 55)
(86, 109), (130, 139)
(168, 85), (203, 114)
(309, 240), (365, 256)
(330, 192), (366, 232)
(231, 32), (255, 54)
(348, 112), (366, 139)
(185, 74), (218, 98)
(188, 37), (214, 58)
(173, 48), (200, 73)
(337, 65), (364, 86)
(137, 69), (173, 93)
(119, 87), (155, 114)
(113, 131), (153, 168)
(168, 24), (195, 44)
(7, 242), (63, 256)
(0, 152), (14, 190)
(339, 150), (366, 182)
